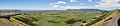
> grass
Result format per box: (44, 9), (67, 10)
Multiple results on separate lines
(12, 10), (102, 26)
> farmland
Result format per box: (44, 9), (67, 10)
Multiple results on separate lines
(11, 10), (104, 26)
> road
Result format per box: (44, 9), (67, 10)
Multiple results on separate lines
(106, 13), (120, 26)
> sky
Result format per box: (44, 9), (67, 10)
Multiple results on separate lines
(0, 0), (120, 10)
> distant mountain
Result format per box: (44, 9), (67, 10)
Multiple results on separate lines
(0, 9), (106, 12)
(0, 10), (32, 12)
(67, 9), (104, 12)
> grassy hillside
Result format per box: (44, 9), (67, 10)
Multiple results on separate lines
(12, 10), (103, 26)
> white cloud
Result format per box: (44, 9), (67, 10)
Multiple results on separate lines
(52, 5), (60, 8)
(95, 0), (120, 9)
(95, 3), (120, 8)
(50, 1), (66, 8)
(101, 0), (119, 3)
(57, 1), (66, 4)
(50, 0), (120, 10)
(50, 1), (66, 5)
(88, 0), (93, 2)
(60, 5), (95, 9)
(70, 0), (77, 2)
(51, 5), (95, 9)
(80, 3), (84, 5)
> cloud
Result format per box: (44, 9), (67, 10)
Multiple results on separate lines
(50, 1), (66, 8)
(80, 3), (84, 5)
(70, 0), (77, 2)
(95, 0), (120, 9)
(52, 5), (60, 8)
(88, 0), (93, 2)
(50, 1), (66, 5)
(59, 5), (95, 9)
(101, 0), (120, 3)
(50, 0), (120, 10)
(95, 3), (120, 8)
(51, 5), (95, 9)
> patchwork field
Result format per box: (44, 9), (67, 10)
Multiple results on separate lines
(12, 10), (102, 26)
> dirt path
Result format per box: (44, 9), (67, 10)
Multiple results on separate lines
(0, 18), (24, 26)
(106, 13), (120, 26)
(0, 18), (17, 26)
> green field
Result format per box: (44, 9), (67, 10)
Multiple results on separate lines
(12, 10), (102, 26)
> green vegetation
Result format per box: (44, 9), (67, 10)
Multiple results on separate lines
(86, 10), (119, 26)
(12, 10), (102, 26)
(0, 9), (119, 26)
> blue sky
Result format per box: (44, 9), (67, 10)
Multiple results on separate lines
(0, 0), (120, 10)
